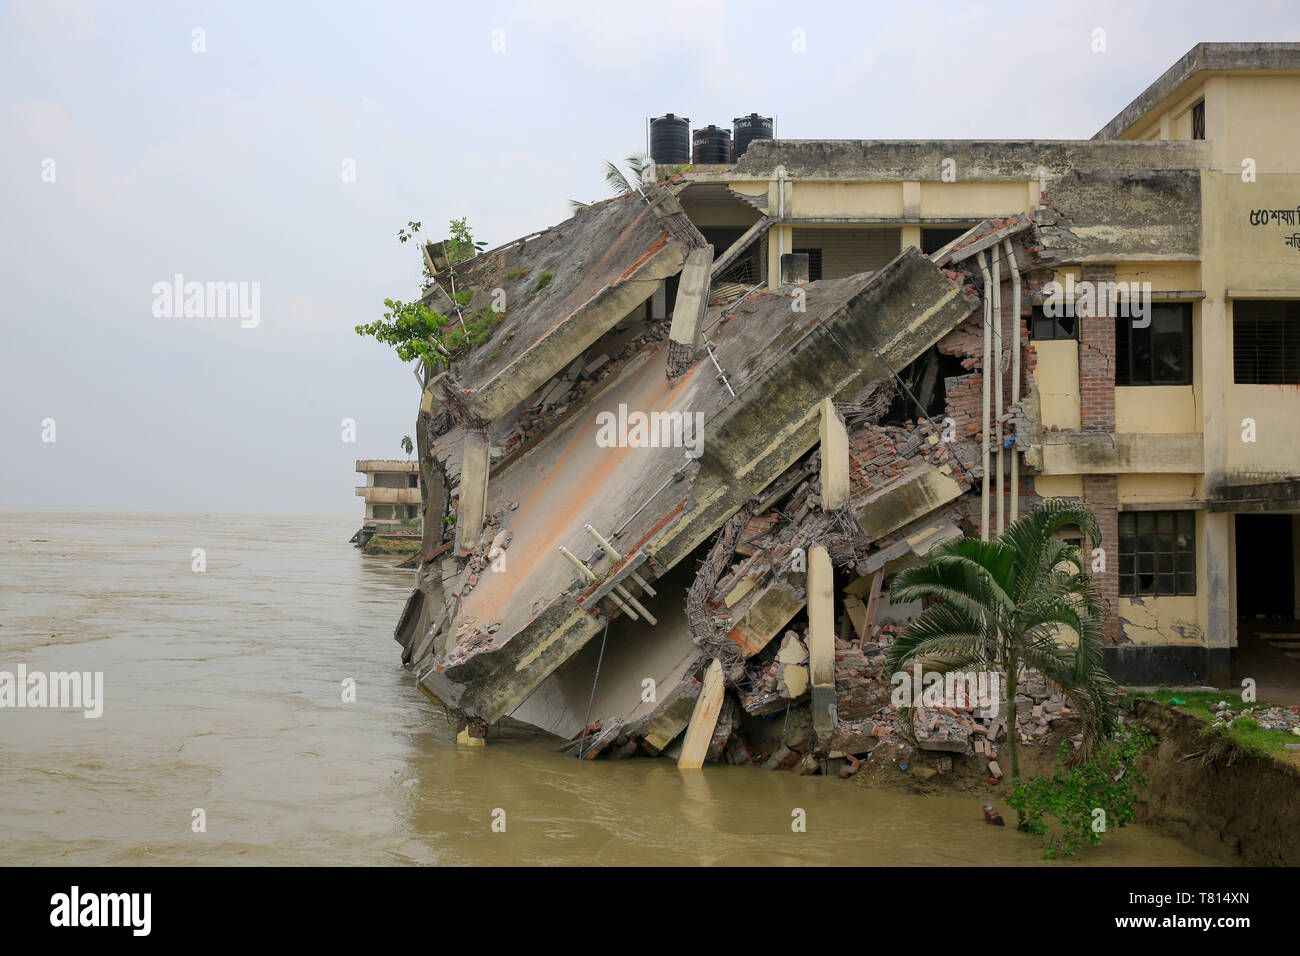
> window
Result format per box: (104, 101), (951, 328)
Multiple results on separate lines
(1233, 300), (1300, 384)
(1191, 100), (1205, 140)
(921, 227), (967, 256)
(408, 473), (419, 488)
(1119, 511), (1196, 597)
(1029, 305), (1077, 341)
(1115, 303), (1192, 385)
(792, 248), (822, 281)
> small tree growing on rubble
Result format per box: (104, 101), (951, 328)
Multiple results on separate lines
(883, 499), (1120, 792)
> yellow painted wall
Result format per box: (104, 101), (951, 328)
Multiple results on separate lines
(1220, 174), (1300, 292)
(1116, 386), (1199, 433)
(1117, 474), (1201, 504)
(1112, 262), (1201, 291)
(919, 181), (1032, 218)
(791, 182), (902, 218)
(1223, 74), (1300, 173)
(1034, 475), (1084, 498)
(1119, 596), (1204, 645)
(1034, 341), (1081, 429)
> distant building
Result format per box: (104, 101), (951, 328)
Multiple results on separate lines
(355, 460), (420, 529)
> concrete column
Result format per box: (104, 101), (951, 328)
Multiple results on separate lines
(668, 246), (714, 353)
(677, 658), (725, 770)
(1204, 511), (1233, 686)
(818, 397), (850, 510)
(456, 432), (491, 552)
(807, 544), (836, 738)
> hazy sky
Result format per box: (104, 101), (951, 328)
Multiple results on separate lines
(3, 0), (1297, 515)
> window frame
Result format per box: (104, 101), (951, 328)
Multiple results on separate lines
(791, 247), (823, 282)
(1115, 302), (1193, 386)
(1232, 299), (1300, 385)
(1028, 304), (1079, 342)
(1118, 510), (1197, 598)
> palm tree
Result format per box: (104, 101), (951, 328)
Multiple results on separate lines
(883, 499), (1119, 785)
(400, 435), (414, 458)
(570, 154), (651, 212)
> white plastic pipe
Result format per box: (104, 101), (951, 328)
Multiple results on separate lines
(1003, 238), (1022, 525)
(992, 246), (1004, 537)
(976, 251), (992, 541)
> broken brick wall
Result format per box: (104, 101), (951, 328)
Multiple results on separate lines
(1079, 263), (1117, 432)
(1082, 474), (1121, 644)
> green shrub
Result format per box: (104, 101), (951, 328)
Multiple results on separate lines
(1007, 725), (1154, 859)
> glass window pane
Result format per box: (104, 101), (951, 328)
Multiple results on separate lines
(1131, 326), (1153, 383)
(1138, 553), (1155, 574)
(1158, 553), (1174, 573)
(1176, 511), (1194, 532)
(1157, 512), (1174, 532)
(1177, 573), (1196, 594)
(1120, 554), (1135, 575)
(1137, 513), (1154, 532)
(1138, 533), (1154, 553)
(1157, 573), (1175, 594)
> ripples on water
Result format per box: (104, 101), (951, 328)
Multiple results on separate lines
(0, 511), (1218, 866)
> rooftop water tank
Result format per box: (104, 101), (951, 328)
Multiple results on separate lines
(732, 113), (773, 161)
(649, 114), (691, 166)
(692, 125), (732, 165)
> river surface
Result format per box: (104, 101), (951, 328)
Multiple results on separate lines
(0, 511), (1219, 866)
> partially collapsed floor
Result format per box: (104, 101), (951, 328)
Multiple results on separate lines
(391, 186), (1093, 773)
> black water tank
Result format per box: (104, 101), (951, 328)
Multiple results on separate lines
(732, 113), (773, 161)
(650, 114), (690, 166)
(692, 125), (732, 165)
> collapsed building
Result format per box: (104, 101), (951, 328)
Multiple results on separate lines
(389, 43), (1300, 771)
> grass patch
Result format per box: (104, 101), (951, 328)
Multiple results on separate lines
(506, 267), (531, 279)
(447, 308), (505, 350)
(363, 535), (420, 556)
(532, 271), (553, 293)
(1123, 688), (1300, 760)
(451, 289), (473, 306)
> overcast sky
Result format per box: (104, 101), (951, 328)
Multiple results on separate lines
(2, 0), (1297, 515)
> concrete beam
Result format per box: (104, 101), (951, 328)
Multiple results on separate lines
(668, 245), (714, 354)
(807, 545), (836, 738)
(677, 658), (725, 770)
(818, 397), (850, 510)
(856, 465), (966, 540)
(456, 432), (491, 552)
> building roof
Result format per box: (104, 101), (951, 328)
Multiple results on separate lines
(1094, 42), (1300, 140)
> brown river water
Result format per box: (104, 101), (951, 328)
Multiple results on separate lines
(0, 511), (1218, 866)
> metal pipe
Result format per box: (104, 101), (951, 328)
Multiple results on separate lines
(1004, 238), (1022, 525)
(992, 246), (1004, 536)
(975, 251), (992, 541)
